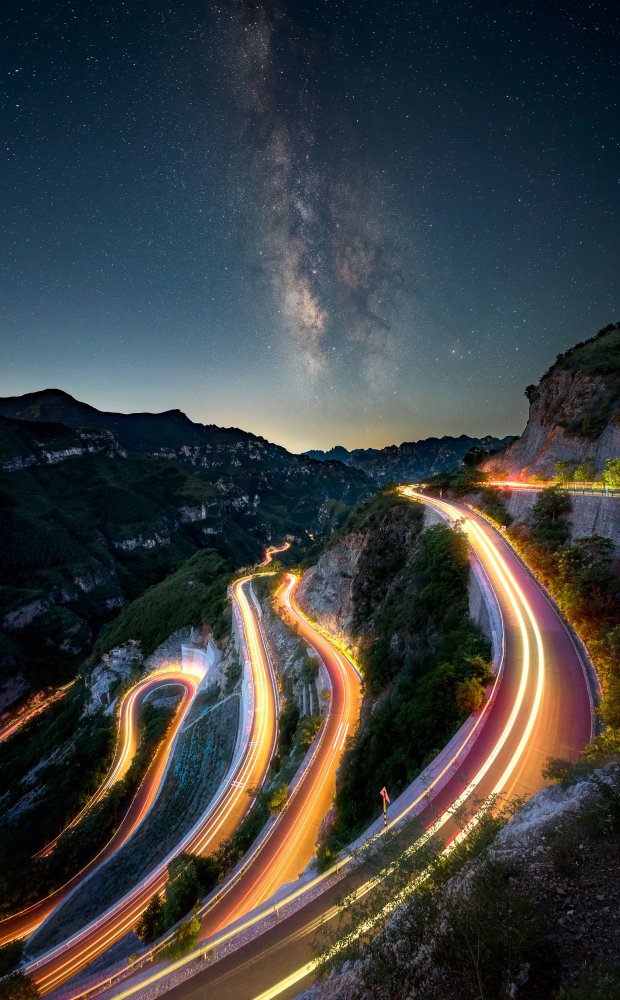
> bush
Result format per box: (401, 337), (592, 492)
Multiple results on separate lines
(266, 783), (288, 814)
(278, 702), (300, 756)
(136, 893), (163, 943)
(296, 715), (322, 749)
(224, 660), (242, 694)
(456, 675), (486, 713)
(166, 915), (200, 960)
(0, 941), (23, 977)
(558, 964), (620, 999)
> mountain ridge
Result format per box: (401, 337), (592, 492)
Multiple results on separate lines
(305, 434), (516, 485)
(0, 388), (274, 456)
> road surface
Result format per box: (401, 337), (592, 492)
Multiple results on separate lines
(114, 490), (593, 1000)
(0, 682), (74, 744)
(23, 570), (280, 995)
(488, 479), (620, 498)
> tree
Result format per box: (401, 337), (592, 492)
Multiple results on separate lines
(532, 485), (571, 523)
(574, 458), (597, 483)
(278, 702), (300, 756)
(296, 714), (322, 749)
(456, 677), (486, 714)
(553, 459), (576, 484)
(299, 654), (319, 685)
(0, 973), (38, 999)
(166, 915), (200, 960)
(136, 893), (163, 943)
(0, 941), (23, 977)
(602, 458), (620, 488)
(266, 783), (287, 814)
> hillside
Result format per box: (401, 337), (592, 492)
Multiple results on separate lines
(301, 760), (620, 1000)
(296, 492), (492, 860)
(483, 322), (620, 479)
(0, 395), (372, 708)
(306, 434), (515, 485)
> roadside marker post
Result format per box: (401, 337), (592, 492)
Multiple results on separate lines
(380, 786), (390, 827)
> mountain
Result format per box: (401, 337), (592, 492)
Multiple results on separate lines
(483, 322), (620, 480)
(305, 434), (516, 485)
(0, 392), (373, 706)
(0, 388), (279, 455)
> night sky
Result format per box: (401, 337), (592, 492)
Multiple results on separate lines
(2, 2), (618, 452)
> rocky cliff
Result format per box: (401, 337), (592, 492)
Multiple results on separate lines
(484, 323), (620, 480)
(493, 489), (620, 556)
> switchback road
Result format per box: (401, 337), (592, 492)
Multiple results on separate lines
(112, 490), (592, 1000)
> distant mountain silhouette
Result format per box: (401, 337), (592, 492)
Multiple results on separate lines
(305, 434), (516, 485)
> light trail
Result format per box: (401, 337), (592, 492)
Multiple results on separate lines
(188, 570), (361, 937)
(259, 542), (291, 567)
(25, 558), (280, 995)
(0, 669), (199, 948)
(89, 491), (592, 1000)
(0, 682), (74, 744)
(36, 673), (195, 860)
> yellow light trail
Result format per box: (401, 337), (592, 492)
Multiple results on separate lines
(26, 562), (280, 995)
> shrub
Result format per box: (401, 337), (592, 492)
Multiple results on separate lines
(0, 973), (38, 999)
(166, 915), (200, 960)
(136, 893), (163, 943)
(266, 783), (288, 814)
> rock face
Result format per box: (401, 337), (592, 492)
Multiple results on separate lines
(496, 489), (620, 556)
(84, 640), (144, 715)
(483, 323), (620, 480)
(296, 531), (367, 637)
(0, 391), (373, 692)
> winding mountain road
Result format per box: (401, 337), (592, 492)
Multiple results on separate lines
(0, 669), (200, 948)
(108, 490), (593, 1000)
(23, 567), (280, 995)
(194, 571), (362, 941)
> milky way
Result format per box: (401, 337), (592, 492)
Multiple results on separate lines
(210, 1), (413, 389)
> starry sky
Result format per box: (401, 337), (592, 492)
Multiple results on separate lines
(2, 1), (618, 452)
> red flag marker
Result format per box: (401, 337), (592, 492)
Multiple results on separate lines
(380, 786), (390, 826)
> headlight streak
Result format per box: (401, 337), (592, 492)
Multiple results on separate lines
(47, 501), (571, 1000)
(0, 670), (199, 947)
(26, 570), (280, 995)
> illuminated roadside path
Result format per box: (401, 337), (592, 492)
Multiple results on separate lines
(0, 682), (74, 744)
(100, 491), (593, 1000)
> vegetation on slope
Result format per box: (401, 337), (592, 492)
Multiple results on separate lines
(92, 548), (232, 657)
(0, 696), (178, 917)
(506, 487), (619, 747)
(542, 321), (620, 379)
(312, 760), (620, 1000)
(315, 492), (492, 866)
(0, 408), (371, 696)
(31, 695), (239, 951)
